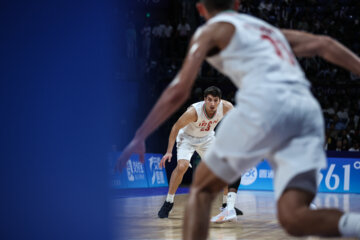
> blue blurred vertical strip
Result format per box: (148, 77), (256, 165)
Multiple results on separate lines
(0, 1), (129, 240)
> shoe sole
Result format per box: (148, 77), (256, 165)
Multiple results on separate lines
(211, 216), (237, 224)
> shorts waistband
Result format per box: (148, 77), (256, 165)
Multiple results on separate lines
(179, 131), (214, 141)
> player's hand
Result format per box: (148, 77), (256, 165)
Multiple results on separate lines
(114, 137), (146, 172)
(159, 152), (172, 169)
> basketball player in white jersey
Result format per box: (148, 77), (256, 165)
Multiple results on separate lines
(115, 0), (360, 239)
(157, 86), (243, 221)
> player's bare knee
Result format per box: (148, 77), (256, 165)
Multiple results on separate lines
(177, 161), (189, 173)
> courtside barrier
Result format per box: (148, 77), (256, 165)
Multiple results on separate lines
(110, 153), (168, 188)
(111, 152), (360, 193)
(239, 157), (360, 193)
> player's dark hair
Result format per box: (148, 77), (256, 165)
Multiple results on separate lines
(204, 86), (222, 99)
(200, 0), (234, 12)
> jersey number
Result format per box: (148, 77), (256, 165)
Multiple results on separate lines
(200, 121), (212, 132)
(261, 34), (296, 66)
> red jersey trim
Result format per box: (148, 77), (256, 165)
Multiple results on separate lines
(203, 103), (216, 120)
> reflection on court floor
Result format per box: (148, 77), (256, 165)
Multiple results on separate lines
(112, 190), (360, 240)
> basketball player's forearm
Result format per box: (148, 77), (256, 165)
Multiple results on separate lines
(284, 30), (360, 76)
(319, 38), (360, 76)
(166, 140), (175, 153)
(166, 128), (178, 153)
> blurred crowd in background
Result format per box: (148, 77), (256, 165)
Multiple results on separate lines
(122, 0), (360, 152)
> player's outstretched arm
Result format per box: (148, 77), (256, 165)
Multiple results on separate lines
(159, 107), (197, 169)
(115, 24), (225, 171)
(282, 29), (360, 76)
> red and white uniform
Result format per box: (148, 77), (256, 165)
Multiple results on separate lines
(176, 101), (224, 162)
(203, 12), (327, 200)
(206, 12), (308, 90)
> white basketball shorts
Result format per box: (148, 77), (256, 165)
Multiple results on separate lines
(176, 130), (215, 162)
(204, 85), (327, 200)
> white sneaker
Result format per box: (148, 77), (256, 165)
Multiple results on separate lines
(211, 207), (237, 223)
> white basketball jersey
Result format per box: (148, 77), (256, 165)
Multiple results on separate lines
(181, 101), (224, 138)
(206, 12), (310, 90)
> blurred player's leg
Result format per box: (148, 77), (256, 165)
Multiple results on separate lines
(278, 188), (343, 236)
(183, 162), (227, 240)
(277, 171), (360, 237)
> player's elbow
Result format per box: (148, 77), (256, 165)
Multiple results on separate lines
(316, 35), (335, 57)
(171, 123), (181, 133)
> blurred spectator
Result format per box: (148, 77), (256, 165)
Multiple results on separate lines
(335, 139), (342, 151)
(337, 107), (349, 123)
(126, 22), (137, 58)
(349, 142), (360, 151)
(141, 22), (152, 59)
(325, 129), (336, 151)
(342, 138), (349, 151)
(350, 72), (360, 81)
(136, 0), (360, 151)
(258, 0), (273, 14)
(152, 22), (165, 58)
(176, 17), (191, 57)
(334, 115), (346, 130)
(163, 20), (174, 57)
(177, 17), (191, 39)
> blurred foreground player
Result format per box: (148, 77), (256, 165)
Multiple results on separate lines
(157, 86), (243, 220)
(115, 0), (360, 239)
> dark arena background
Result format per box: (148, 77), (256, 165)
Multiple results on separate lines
(2, 0), (360, 240)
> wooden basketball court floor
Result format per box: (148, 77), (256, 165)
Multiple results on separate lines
(112, 190), (360, 240)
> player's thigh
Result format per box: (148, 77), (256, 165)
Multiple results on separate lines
(176, 140), (195, 161)
(195, 135), (214, 160)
